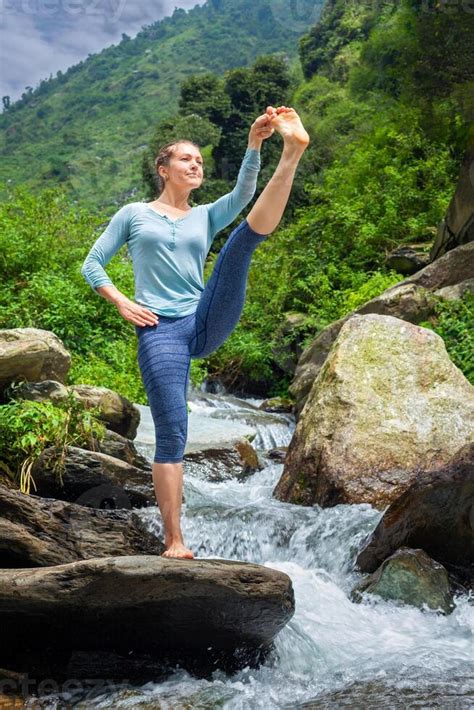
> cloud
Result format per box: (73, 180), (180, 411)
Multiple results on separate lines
(0, 0), (204, 102)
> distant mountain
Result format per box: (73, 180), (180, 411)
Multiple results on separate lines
(0, 0), (321, 209)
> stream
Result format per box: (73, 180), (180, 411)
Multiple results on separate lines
(27, 387), (473, 709)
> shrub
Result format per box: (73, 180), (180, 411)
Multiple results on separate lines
(0, 387), (106, 494)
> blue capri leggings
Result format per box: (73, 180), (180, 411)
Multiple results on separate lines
(134, 218), (268, 463)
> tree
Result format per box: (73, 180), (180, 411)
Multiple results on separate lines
(179, 73), (232, 126)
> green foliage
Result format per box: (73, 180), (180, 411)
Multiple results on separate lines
(190, 360), (210, 390)
(197, 0), (473, 392)
(216, 54), (293, 181)
(68, 339), (146, 405)
(419, 292), (474, 384)
(0, 388), (106, 494)
(299, 0), (378, 80)
(179, 74), (232, 125)
(336, 269), (404, 315)
(304, 104), (457, 269)
(205, 321), (274, 391)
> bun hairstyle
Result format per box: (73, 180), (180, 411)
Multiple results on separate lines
(154, 139), (202, 195)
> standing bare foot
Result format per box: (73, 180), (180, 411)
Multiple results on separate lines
(269, 107), (310, 148)
(161, 538), (194, 559)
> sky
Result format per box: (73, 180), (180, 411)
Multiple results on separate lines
(0, 0), (205, 103)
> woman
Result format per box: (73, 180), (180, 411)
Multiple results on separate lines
(81, 105), (310, 558)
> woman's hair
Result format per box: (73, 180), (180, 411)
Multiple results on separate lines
(154, 139), (202, 195)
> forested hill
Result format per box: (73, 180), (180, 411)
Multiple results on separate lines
(0, 0), (317, 209)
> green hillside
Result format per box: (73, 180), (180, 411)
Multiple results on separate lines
(0, 0), (315, 209)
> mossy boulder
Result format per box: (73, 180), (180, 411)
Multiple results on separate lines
(351, 548), (454, 614)
(273, 314), (474, 509)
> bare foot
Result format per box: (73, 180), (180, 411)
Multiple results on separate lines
(161, 541), (194, 559)
(269, 107), (310, 149)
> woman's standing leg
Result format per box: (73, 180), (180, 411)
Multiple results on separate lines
(190, 107), (310, 359)
(135, 316), (195, 559)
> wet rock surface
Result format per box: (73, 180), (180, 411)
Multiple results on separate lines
(0, 484), (164, 567)
(351, 547), (454, 614)
(356, 443), (474, 584)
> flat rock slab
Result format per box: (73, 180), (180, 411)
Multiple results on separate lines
(0, 555), (295, 665)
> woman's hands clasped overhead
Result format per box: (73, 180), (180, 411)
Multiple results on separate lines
(249, 112), (276, 142)
(248, 106), (291, 143)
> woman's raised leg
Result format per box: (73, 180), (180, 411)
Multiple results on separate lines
(189, 219), (268, 358)
(190, 107), (310, 359)
(246, 107), (310, 235)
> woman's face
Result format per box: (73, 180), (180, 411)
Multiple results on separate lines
(162, 143), (204, 190)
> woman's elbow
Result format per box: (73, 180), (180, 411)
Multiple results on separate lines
(80, 259), (96, 289)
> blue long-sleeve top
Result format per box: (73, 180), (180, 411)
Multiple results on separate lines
(80, 147), (261, 317)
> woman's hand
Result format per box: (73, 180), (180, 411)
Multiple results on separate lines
(248, 110), (278, 149)
(116, 298), (159, 327)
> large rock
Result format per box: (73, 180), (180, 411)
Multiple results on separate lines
(290, 242), (474, 419)
(385, 243), (431, 275)
(0, 328), (70, 397)
(398, 240), (474, 290)
(434, 278), (474, 301)
(0, 484), (164, 567)
(30, 445), (154, 508)
(88, 428), (150, 470)
(11, 378), (69, 403)
(356, 444), (473, 583)
(430, 145), (474, 260)
(273, 314), (474, 509)
(28, 426), (149, 475)
(0, 555), (295, 672)
(69, 384), (140, 439)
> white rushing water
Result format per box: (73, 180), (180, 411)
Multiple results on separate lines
(31, 390), (474, 709)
